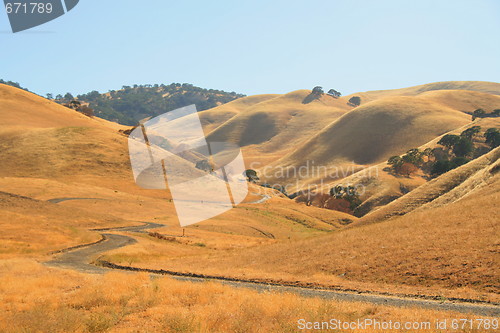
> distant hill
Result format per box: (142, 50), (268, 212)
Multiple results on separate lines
(194, 81), (499, 194)
(0, 83), (121, 130)
(68, 83), (245, 125)
(0, 79), (245, 126)
(204, 90), (352, 166)
(0, 84), (129, 179)
(344, 80), (500, 103)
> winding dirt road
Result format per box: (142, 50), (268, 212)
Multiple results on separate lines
(46, 222), (164, 273)
(45, 219), (500, 317)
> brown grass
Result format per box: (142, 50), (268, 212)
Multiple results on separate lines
(274, 96), (469, 171)
(0, 83), (124, 130)
(105, 176), (499, 302)
(0, 260), (493, 333)
(343, 81), (500, 103)
(206, 89), (351, 167)
(0, 191), (124, 258)
(361, 146), (499, 224)
(198, 93), (279, 134)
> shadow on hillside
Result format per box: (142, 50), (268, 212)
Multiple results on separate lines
(302, 93), (321, 104)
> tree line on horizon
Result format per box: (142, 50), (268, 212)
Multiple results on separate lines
(57, 83), (245, 125)
(0, 79), (245, 125)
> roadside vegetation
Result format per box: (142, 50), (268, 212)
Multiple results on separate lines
(0, 260), (493, 333)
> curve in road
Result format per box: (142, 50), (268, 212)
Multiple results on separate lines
(45, 222), (500, 317)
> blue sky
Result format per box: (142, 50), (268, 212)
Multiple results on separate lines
(1, 0), (499, 97)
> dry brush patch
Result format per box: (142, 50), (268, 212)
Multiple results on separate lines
(0, 260), (494, 333)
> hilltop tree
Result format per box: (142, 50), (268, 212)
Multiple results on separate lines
(327, 89), (341, 98)
(0, 79), (26, 90)
(73, 83), (244, 125)
(438, 134), (460, 150)
(348, 96), (361, 107)
(484, 128), (500, 148)
(46, 93), (53, 99)
(55, 94), (63, 100)
(460, 126), (481, 140)
(312, 86), (324, 95)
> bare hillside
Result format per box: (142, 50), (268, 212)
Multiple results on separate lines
(345, 81), (500, 103)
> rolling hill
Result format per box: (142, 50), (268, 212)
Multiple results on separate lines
(0, 84), (132, 180)
(275, 96), (469, 166)
(0, 84), (121, 130)
(344, 80), (500, 104)
(172, 81), (499, 193)
(205, 89), (353, 166)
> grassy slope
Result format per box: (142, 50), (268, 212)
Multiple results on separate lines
(264, 89), (500, 192)
(415, 89), (500, 113)
(264, 97), (469, 192)
(118, 164), (499, 301)
(199, 93), (279, 133)
(205, 90), (352, 166)
(1, 261), (484, 333)
(278, 96), (469, 166)
(359, 147), (499, 225)
(320, 117), (500, 217)
(0, 84), (123, 130)
(0, 191), (120, 258)
(0, 85), (351, 250)
(344, 80), (500, 103)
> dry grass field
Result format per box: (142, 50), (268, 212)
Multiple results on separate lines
(103, 174), (499, 303)
(204, 89), (353, 167)
(0, 260), (494, 333)
(0, 81), (499, 331)
(343, 81), (500, 104)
